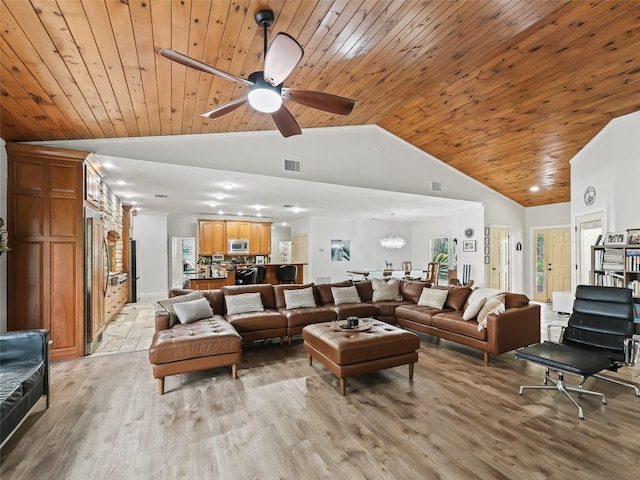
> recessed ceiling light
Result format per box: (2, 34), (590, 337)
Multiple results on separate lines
(222, 183), (234, 190)
(116, 180), (126, 185)
(131, 201), (138, 205)
(218, 210), (223, 215)
(291, 207), (303, 214)
(257, 212), (262, 217)
(530, 186), (540, 192)
(208, 202), (217, 207)
(213, 193), (225, 200)
(122, 193), (134, 199)
(282, 222), (287, 226)
(238, 212), (243, 216)
(102, 161), (114, 168)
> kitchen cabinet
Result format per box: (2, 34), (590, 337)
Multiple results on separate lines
(105, 279), (128, 323)
(198, 220), (226, 255)
(226, 221), (250, 240)
(250, 222), (272, 255)
(84, 160), (101, 209)
(189, 278), (226, 290)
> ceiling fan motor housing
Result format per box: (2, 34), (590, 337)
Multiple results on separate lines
(255, 9), (274, 28)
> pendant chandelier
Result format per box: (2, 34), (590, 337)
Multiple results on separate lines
(380, 235), (406, 249)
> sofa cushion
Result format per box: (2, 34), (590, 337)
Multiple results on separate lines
(504, 292), (530, 309)
(395, 304), (444, 326)
(273, 283), (317, 309)
(284, 287), (317, 309)
(375, 300), (413, 318)
(329, 303), (379, 320)
(400, 280), (427, 303)
(477, 295), (506, 331)
(173, 297), (214, 324)
(463, 296), (488, 321)
(280, 307), (337, 328)
(148, 317), (241, 364)
(354, 281), (374, 301)
(418, 288), (448, 309)
(315, 280), (352, 305)
(169, 288), (226, 315)
(331, 286), (361, 305)
(432, 311), (488, 340)
(225, 310), (287, 333)
(224, 292), (264, 315)
(371, 278), (402, 301)
(222, 284), (277, 310)
(444, 286), (473, 311)
(158, 290), (204, 327)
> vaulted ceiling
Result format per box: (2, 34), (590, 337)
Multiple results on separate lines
(1, 1), (639, 207)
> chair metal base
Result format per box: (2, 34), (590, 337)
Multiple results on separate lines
(593, 373), (640, 397)
(519, 371), (607, 419)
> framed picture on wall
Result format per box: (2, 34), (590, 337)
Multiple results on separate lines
(255, 256), (265, 265)
(462, 240), (476, 252)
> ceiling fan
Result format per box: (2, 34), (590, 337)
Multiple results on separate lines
(159, 9), (357, 138)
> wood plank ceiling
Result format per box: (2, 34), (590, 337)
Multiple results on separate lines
(1, 0), (639, 207)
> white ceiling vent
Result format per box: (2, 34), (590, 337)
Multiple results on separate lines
(284, 158), (301, 173)
(431, 181), (442, 192)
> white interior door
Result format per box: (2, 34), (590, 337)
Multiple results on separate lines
(576, 213), (603, 287)
(489, 227), (510, 290)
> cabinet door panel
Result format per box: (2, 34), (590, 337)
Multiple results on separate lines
(50, 241), (78, 350)
(50, 164), (79, 194)
(9, 241), (44, 331)
(14, 160), (44, 193)
(212, 221), (226, 254)
(51, 198), (78, 237)
(15, 195), (44, 236)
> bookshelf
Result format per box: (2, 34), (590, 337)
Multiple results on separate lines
(591, 244), (640, 297)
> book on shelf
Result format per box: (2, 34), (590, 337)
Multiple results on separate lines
(626, 250), (640, 272)
(594, 272), (626, 288)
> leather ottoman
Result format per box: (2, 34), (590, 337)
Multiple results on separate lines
(149, 317), (242, 394)
(302, 321), (420, 395)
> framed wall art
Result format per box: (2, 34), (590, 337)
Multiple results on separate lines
(627, 228), (640, 245)
(462, 240), (476, 252)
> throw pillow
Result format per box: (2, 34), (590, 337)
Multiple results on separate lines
(463, 296), (488, 321)
(157, 291), (204, 327)
(284, 287), (316, 309)
(371, 278), (403, 302)
(331, 286), (361, 305)
(417, 288), (448, 309)
(476, 295), (506, 331)
(173, 297), (214, 324)
(225, 292), (265, 315)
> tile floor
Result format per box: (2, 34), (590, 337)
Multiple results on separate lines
(92, 298), (160, 356)
(91, 297), (568, 357)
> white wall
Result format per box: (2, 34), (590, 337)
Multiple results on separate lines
(34, 124), (527, 290)
(132, 212), (169, 298)
(0, 139), (6, 332)
(305, 217), (412, 284)
(571, 110), (640, 289)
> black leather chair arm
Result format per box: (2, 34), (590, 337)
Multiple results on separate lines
(0, 329), (49, 365)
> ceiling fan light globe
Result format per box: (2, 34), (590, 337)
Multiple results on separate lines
(248, 88), (282, 113)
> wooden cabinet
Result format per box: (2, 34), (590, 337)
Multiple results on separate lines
(189, 278), (226, 290)
(250, 222), (272, 255)
(226, 221), (250, 239)
(198, 220), (226, 255)
(7, 143), (88, 360)
(105, 279), (128, 322)
(84, 157), (102, 209)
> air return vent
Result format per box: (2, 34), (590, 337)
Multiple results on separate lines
(154, 194), (168, 198)
(431, 181), (442, 192)
(284, 159), (301, 173)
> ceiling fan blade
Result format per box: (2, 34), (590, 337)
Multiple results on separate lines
(271, 106), (302, 138)
(201, 96), (248, 119)
(159, 48), (253, 86)
(282, 88), (356, 115)
(264, 33), (303, 86)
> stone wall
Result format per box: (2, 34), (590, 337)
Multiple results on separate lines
(100, 182), (124, 272)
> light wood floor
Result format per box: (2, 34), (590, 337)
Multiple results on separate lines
(1, 310), (639, 479)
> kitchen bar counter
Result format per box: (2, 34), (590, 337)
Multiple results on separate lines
(188, 263), (306, 289)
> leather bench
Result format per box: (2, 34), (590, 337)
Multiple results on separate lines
(149, 316), (242, 394)
(302, 321), (420, 395)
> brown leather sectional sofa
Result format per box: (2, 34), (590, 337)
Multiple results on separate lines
(150, 280), (540, 392)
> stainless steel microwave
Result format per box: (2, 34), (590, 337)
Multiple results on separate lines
(228, 239), (249, 253)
